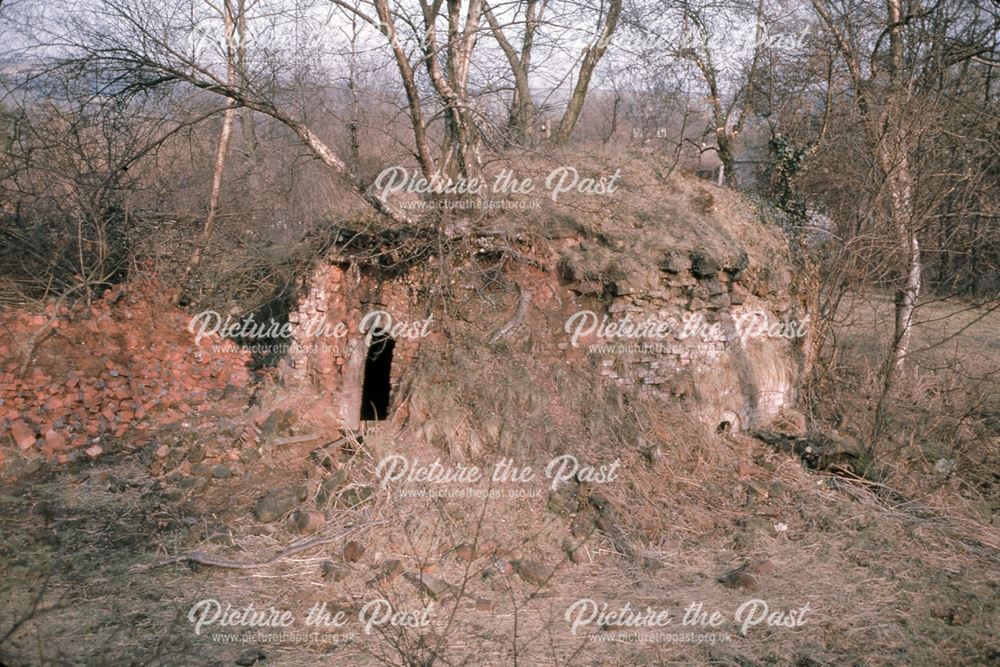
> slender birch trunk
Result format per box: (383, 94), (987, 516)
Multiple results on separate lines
(554, 0), (621, 144)
(177, 0), (237, 304)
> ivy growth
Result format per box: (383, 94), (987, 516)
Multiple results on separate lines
(767, 135), (808, 223)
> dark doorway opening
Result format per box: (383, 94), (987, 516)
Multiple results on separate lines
(360, 331), (394, 421)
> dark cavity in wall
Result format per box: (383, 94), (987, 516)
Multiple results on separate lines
(234, 283), (299, 370)
(360, 331), (394, 420)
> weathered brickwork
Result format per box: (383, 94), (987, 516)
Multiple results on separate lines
(283, 263), (428, 430)
(558, 247), (804, 432)
(284, 244), (805, 434)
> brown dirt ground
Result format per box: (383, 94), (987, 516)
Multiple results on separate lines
(0, 392), (997, 666)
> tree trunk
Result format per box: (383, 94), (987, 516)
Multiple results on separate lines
(417, 0), (483, 176)
(881, 0), (922, 372)
(483, 0), (536, 145)
(372, 0), (435, 179)
(890, 169), (921, 372)
(177, 1), (237, 304)
(554, 0), (621, 144)
(871, 139), (920, 447)
(602, 93), (620, 145)
(186, 105), (235, 279)
(236, 0), (256, 158)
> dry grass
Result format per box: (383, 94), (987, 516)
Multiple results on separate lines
(3, 405), (997, 665)
(812, 291), (1000, 519)
(2, 284), (998, 665)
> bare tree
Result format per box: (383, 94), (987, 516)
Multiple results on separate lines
(809, 0), (920, 382)
(178, 0), (240, 303)
(553, 0), (622, 144)
(331, 0), (486, 177)
(483, 0), (546, 145)
(33, 0), (416, 225)
(622, 0), (782, 180)
(331, 0), (437, 178)
(421, 0), (486, 174)
(751, 0), (1000, 451)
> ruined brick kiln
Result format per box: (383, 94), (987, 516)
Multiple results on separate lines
(278, 179), (811, 438)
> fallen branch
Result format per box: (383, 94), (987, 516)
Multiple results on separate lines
(490, 286), (532, 343)
(308, 434), (357, 468)
(271, 433), (322, 447)
(131, 519), (387, 571)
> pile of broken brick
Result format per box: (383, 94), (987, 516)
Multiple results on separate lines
(1, 279), (250, 466)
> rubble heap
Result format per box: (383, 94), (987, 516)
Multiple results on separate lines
(1, 279), (250, 465)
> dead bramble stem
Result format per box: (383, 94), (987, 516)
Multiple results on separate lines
(131, 519), (388, 571)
